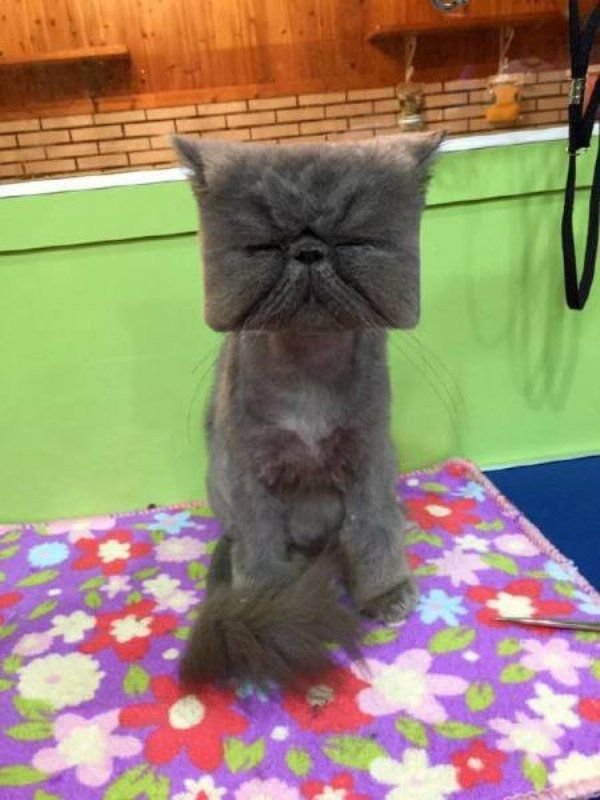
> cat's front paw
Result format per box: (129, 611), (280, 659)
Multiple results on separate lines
(360, 577), (418, 624)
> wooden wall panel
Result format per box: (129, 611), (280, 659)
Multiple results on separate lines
(0, 0), (585, 116)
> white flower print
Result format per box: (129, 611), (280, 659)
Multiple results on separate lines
(18, 653), (104, 710)
(370, 750), (459, 800)
(526, 682), (580, 729)
(50, 610), (96, 644)
(549, 751), (600, 786)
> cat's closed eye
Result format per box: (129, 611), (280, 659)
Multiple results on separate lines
(336, 239), (383, 249)
(244, 243), (282, 254)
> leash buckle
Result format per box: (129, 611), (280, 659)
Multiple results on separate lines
(569, 77), (586, 105)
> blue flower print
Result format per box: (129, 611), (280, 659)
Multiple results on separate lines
(147, 511), (192, 536)
(416, 588), (468, 627)
(544, 560), (576, 582)
(454, 480), (486, 502)
(236, 680), (276, 702)
(573, 589), (600, 616)
(27, 541), (70, 568)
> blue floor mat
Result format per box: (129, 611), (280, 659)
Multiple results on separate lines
(487, 456), (600, 589)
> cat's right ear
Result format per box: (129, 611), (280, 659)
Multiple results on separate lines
(172, 136), (235, 193)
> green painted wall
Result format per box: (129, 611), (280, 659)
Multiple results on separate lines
(1, 139), (599, 522)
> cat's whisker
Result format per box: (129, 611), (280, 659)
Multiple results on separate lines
(387, 334), (463, 447)
(405, 331), (467, 418)
(186, 345), (221, 444)
(397, 331), (466, 431)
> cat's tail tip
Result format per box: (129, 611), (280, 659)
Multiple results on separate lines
(178, 558), (360, 690)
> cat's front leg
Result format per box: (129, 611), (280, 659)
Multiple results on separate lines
(340, 462), (417, 624)
(215, 479), (305, 591)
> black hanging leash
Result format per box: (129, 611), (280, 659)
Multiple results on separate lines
(562, 0), (600, 309)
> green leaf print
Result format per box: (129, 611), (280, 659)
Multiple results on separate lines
(28, 600), (58, 620)
(429, 626), (475, 654)
(522, 756), (548, 791)
(84, 590), (103, 609)
(13, 696), (53, 720)
(0, 678), (14, 691)
(554, 581), (576, 598)
(79, 576), (105, 590)
(577, 631), (600, 644)
(466, 682), (495, 712)
(0, 546), (19, 560)
(188, 561), (208, 581)
(0, 570), (5, 583)
(126, 592), (143, 605)
(405, 531), (443, 548)
(482, 553), (519, 575)
(323, 735), (386, 770)
(0, 624), (17, 640)
(421, 482), (448, 493)
(224, 737), (265, 773)
(103, 765), (154, 800)
(123, 664), (150, 697)
(18, 570), (60, 588)
(497, 638), (522, 656)
(5, 721), (53, 740)
(0, 766), (47, 787)
(34, 791), (62, 800)
(591, 660), (600, 680)
(501, 664), (535, 683)
(204, 539), (218, 554)
(413, 565), (439, 576)
(286, 747), (313, 776)
(150, 531), (165, 545)
(142, 774), (170, 800)
(3, 654), (22, 674)
(133, 567), (160, 580)
(362, 628), (398, 646)
(0, 530), (21, 544)
(395, 717), (429, 747)
(475, 520), (504, 532)
(173, 627), (191, 640)
(435, 721), (486, 739)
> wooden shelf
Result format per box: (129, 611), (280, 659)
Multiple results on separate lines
(0, 45), (129, 68)
(368, 10), (564, 40)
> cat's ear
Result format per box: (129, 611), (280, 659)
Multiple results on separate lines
(371, 130), (445, 170)
(172, 136), (240, 192)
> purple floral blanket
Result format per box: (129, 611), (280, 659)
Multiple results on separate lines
(0, 461), (598, 800)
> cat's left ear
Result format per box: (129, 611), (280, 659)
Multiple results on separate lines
(172, 136), (240, 193)
(373, 130), (445, 170)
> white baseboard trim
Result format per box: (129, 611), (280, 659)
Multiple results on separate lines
(0, 124), (591, 200)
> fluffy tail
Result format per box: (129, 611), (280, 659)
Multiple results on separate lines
(179, 557), (359, 688)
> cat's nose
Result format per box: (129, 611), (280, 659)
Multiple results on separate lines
(291, 237), (327, 266)
(296, 248), (324, 266)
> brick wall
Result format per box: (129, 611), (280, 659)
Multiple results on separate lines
(0, 68), (588, 183)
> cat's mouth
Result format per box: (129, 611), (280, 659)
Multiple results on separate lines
(238, 260), (393, 332)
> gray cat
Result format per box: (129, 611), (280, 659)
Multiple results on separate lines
(173, 131), (442, 687)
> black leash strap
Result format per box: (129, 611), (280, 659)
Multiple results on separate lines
(561, 0), (600, 309)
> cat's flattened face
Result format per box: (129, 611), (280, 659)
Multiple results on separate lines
(174, 134), (441, 332)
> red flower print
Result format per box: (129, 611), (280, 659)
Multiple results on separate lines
(0, 591), (21, 626)
(282, 667), (372, 734)
(79, 600), (177, 661)
(119, 675), (247, 770)
(468, 579), (575, 628)
(73, 529), (151, 575)
(406, 494), (480, 535)
(408, 551), (424, 571)
(451, 740), (507, 788)
(448, 462), (470, 478)
(302, 772), (370, 800)
(579, 698), (600, 722)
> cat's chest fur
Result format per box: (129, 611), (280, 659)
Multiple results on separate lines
(249, 383), (361, 492)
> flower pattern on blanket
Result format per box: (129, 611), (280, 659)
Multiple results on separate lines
(0, 462), (598, 800)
